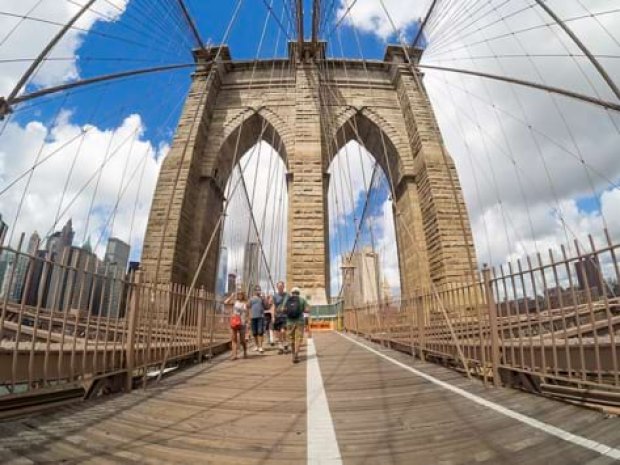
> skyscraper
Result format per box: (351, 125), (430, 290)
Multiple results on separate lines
(46, 219), (74, 258)
(575, 255), (602, 296)
(102, 238), (131, 318)
(216, 246), (228, 298)
(27, 231), (40, 255)
(242, 242), (260, 294)
(342, 247), (381, 307)
(0, 231), (41, 303)
(45, 219), (75, 310)
(0, 214), (8, 245)
(227, 273), (237, 295)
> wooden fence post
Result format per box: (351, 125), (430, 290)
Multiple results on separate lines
(208, 292), (216, 361)
(416, 295), (425, 361)
(483, 265), (501, 387)
(125, 271), (142, 392)
(197, 287), (206, 361)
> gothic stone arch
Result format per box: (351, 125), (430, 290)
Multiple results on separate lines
(142, 43), (476, 304)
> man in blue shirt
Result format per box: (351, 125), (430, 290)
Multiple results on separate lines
(272, 281), (289, 354)
(249, 285), (269, 353)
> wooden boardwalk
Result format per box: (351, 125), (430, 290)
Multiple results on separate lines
(0, 332), (618, 464)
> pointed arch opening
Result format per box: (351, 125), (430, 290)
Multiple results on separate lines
(327, 122), (402, 304)
(213, 113), (289, 298)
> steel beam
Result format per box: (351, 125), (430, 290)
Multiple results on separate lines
(418, 63), (620, 112)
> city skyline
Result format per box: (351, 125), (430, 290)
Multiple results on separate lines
(0, 214), (132, 316)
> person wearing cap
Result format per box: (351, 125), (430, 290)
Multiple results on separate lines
(249, 285), (269, 353)
(272, 281), (290, 355)
(285, 287), (309, 363)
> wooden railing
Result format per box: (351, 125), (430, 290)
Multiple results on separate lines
(344, 232), (620, 407)
(0, 244), (230, 401)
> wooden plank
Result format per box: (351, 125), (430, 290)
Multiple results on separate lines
(0, 345), (306, 464)
(314, 332), (620, 465)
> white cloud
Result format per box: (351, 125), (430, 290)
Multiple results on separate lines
(0, 112), (163, 261)
(335, 0), (427, 41)
(0, 0), (127, 96)
(333, 0), (620, 273)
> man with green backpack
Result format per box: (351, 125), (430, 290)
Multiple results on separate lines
(285, 287), (309, 364)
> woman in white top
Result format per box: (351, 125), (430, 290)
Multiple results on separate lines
(225, 291), (248, 360)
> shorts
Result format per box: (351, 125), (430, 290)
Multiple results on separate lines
(264, 312), (272, 330)
(231, 324), (245, 340)
(274, 316), (287, 331)
(251, 317), (264, 336)
(287, 317), (304, 343)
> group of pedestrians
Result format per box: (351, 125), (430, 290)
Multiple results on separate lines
(225, 281), (309, 364)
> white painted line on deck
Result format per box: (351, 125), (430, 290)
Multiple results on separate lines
(307, 337), (343, 465)
(338, 332), (620, 461)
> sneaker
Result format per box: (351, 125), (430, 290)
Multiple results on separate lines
(259, 347), (264, 353)
(253, 346), (259, 352)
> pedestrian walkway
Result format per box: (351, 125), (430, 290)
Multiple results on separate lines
(0, 333), (618, 464)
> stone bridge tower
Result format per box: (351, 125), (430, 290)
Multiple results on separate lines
(141, 42), (476, 305)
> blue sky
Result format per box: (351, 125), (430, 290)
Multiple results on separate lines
(13, 1), (415, 146)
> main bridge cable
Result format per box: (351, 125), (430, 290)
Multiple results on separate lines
(0, 0), (201, 118)
(421, 4), (620, 113)
(1, 0), (96, 111)
(325, 0), (359, 41)
(0, 6), (195, 114)
(532, 0), (620, 102)
(176, 0), (206, 50)
(416, 64), (620, 113)
(0, 66), (191, 201)
(462, 1), (609, 235)
(412, 0), (440, 48)
(418, 0), (620, 111)
(3, 63), (197, 111)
